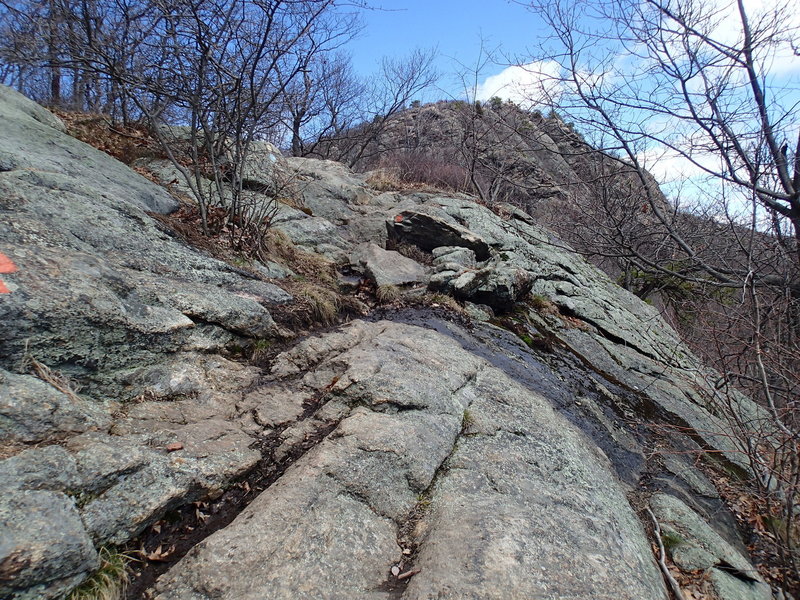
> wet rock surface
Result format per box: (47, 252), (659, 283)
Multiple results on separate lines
(0, 88), (775, 600)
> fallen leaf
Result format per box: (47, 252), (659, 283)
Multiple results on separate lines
(166, 442), (183, 452)
(391, 566), (401, 577)
(146, 544), (176, 562)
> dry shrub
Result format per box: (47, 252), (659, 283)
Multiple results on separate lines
(365, 169), (407, 192)
(375, 151), (472, 194)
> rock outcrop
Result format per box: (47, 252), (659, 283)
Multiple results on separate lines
(0, 87), (775, 600)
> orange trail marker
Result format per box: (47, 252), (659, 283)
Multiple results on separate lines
(0, 280), (9, 293)
(0, 252), (18, 274)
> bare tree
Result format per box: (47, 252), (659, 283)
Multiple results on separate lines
(521, 0), (800, 585)
(310, 47), (439, 168)
(522, 0), (800, 290)
(281, 50), (366, 157)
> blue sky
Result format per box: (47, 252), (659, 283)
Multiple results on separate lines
(347, 1), (545, 100)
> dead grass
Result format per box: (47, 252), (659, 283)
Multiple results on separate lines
(385, 238), (434, 266)
(20, 345), (82, 402)
(272, 280), (367, 328)
(263, 229), (336, 286)
(416, 292), (465, 314)
(67, 547), (131, 600)
(376, 284), (401, 304)
(364, 169), (442, 194)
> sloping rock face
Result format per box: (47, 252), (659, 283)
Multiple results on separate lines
(0, 88), (773, 600)
(154, 320), (666, 600)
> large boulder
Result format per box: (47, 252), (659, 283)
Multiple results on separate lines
(0, 490), (99, 600)
(387, 209), (492, 260)
(349, 242), (428, 288)
(429, 246), (533, 311)
(0, 85), (177, 214)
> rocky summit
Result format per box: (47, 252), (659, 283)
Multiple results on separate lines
(0, 86), (775, 600)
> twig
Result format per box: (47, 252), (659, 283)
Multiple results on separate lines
(397, 568), (420, 581)
(647, 508), (686, 600)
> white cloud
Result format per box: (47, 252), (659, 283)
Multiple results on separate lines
(474, 61), (562, 109)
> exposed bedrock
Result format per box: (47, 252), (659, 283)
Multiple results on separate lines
(0, 86), (773, 600)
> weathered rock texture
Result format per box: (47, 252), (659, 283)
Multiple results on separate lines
(0, 88), (772, 600)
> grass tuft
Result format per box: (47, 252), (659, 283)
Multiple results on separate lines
(660, 531), (684, 553)
(67, 547), (130, 600)
(461, 409), (475, 431)
(376, 284), (401, 304)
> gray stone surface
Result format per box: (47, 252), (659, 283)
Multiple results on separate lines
(0, 90), (771, 600)
(287, 156), (373, 225)
(651, 493), (772, 600)
(0, 369), (111, 443)
(0, 490), (98, 600)
(0, 445), (81, 492)
(0, 85), (177, 214)
(0, 90), (289, 398)
(154, 321), (667, 600)
(349, 242), (428, 287)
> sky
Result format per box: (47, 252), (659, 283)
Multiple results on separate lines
(347, 0), (800, 212)
(347, 0), (546, 101)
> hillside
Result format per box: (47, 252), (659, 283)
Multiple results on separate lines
(0, 86), (778, 600)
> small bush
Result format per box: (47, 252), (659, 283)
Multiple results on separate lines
(374, 151), (472, 195)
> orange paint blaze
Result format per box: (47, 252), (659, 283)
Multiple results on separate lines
(0, 252), (18, 274)
(0, 279), (10, 293)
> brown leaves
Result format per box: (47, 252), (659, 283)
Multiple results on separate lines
(165, 442), (184, 452)
(143, 544), (176, 562)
